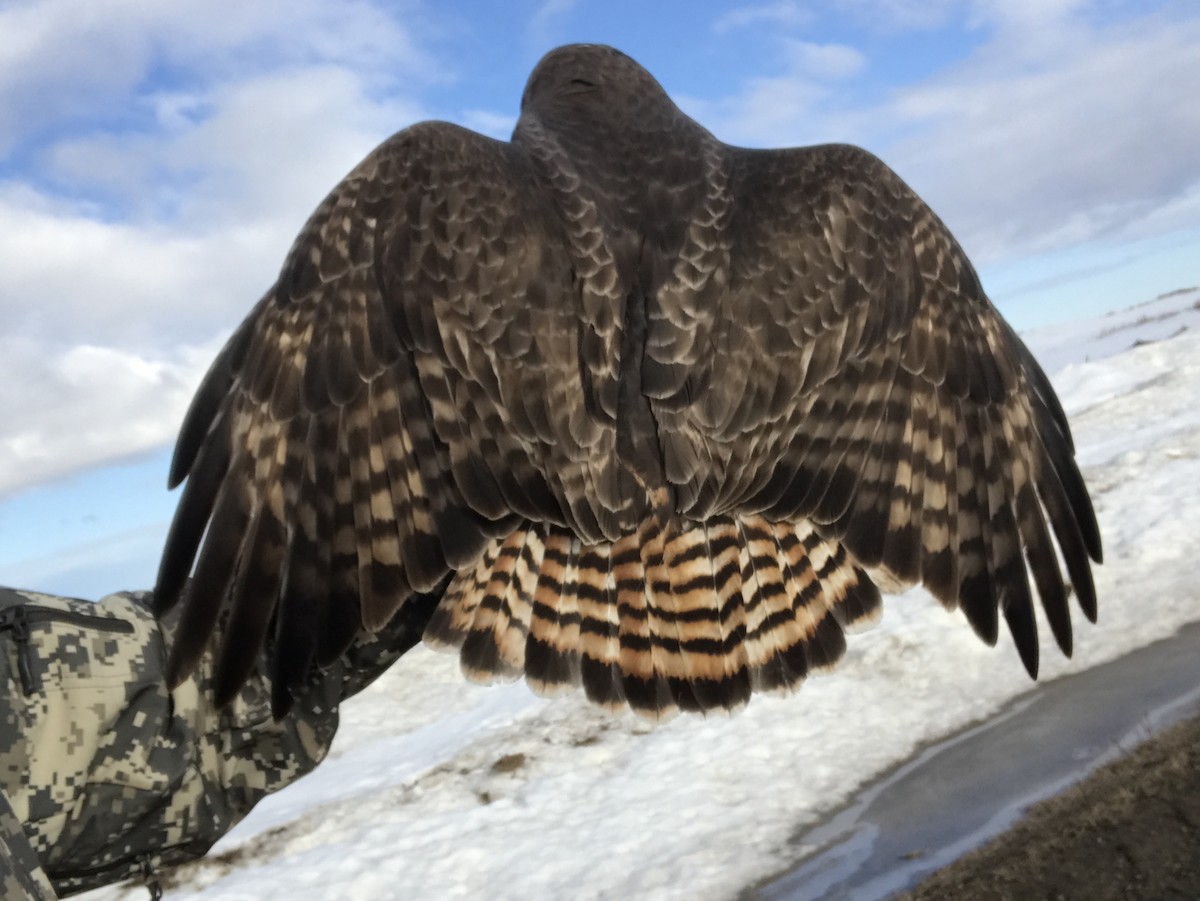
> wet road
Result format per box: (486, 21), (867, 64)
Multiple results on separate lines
(749, 622), (1200, 900)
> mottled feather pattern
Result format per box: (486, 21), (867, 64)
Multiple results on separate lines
(156, 45), (1100, 720)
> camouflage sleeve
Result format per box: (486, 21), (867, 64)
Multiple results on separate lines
(0, 785), (55, 900)
(0, 585), (432, 897)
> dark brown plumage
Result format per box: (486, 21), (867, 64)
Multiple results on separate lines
(155, 44), (1102, 719)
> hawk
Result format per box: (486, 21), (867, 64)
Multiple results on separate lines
(155, 44), (1102, 719)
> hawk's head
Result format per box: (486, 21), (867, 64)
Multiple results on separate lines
(518, 44), (688, 136)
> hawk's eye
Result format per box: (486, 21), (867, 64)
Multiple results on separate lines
(569, 77), (597, 90)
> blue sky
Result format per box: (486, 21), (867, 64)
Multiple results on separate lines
(1, 0), (1197, 599)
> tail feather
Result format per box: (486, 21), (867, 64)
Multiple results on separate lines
(701, 521), (752, 710)
(525, 532), (583, 694)
(425, 512), (883, 718)
(739, 518), (806, 693)
(613, 531), (675, 715)
(576, 546), (626, 708)
(457, 530), (538, 681)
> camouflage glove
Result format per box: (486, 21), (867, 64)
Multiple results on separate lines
(0, 586), (434, 897)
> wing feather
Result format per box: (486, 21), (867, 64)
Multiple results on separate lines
(657, 143), (1099, 672)
(318, 405), (363, 667)
(270, 414), (331, 716)
(156, 84), (1100, 716)
(156, 122), (611, 712)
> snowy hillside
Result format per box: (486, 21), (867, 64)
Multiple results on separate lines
(83, 288), (1200, 901)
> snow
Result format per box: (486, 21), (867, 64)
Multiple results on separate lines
(1020, 285), (1200, 373)
(82, 288), (1200, 900)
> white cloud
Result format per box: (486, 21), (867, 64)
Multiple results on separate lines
(0, 336), (223, 496)
(884, 15), (1200, 261)
(460, 109), (518, 140)
(711, 2), (813, 33)
(784, 40), (867, 80)
(683, 40), (869, 148)
(0, 187), (274, 347)
(2, 0), (1197, 503)
(0, 0), (439, 156)
(0, 0), (445, 496)
(698, 76), (832, 147)
(838, 0), (963, 30)
(696, 7), (1200, 264)
(527, 0), (577, 47)
(967, 0), (1089, 32)
(834, 0), (1090, 37)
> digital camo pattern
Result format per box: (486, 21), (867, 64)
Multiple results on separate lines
(0, 586), (431, 896)
(155, 44), (1101, 722)
(0, 786), (55, 900)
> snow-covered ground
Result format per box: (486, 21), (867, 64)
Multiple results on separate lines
(84, 288), (1200, 901)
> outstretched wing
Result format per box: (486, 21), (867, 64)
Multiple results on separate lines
(421, 141), (1102, 719)
(154, 122), (614, 715)
(649, 143), (1102, 674)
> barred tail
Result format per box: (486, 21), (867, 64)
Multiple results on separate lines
(423, 512), (882, 719)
